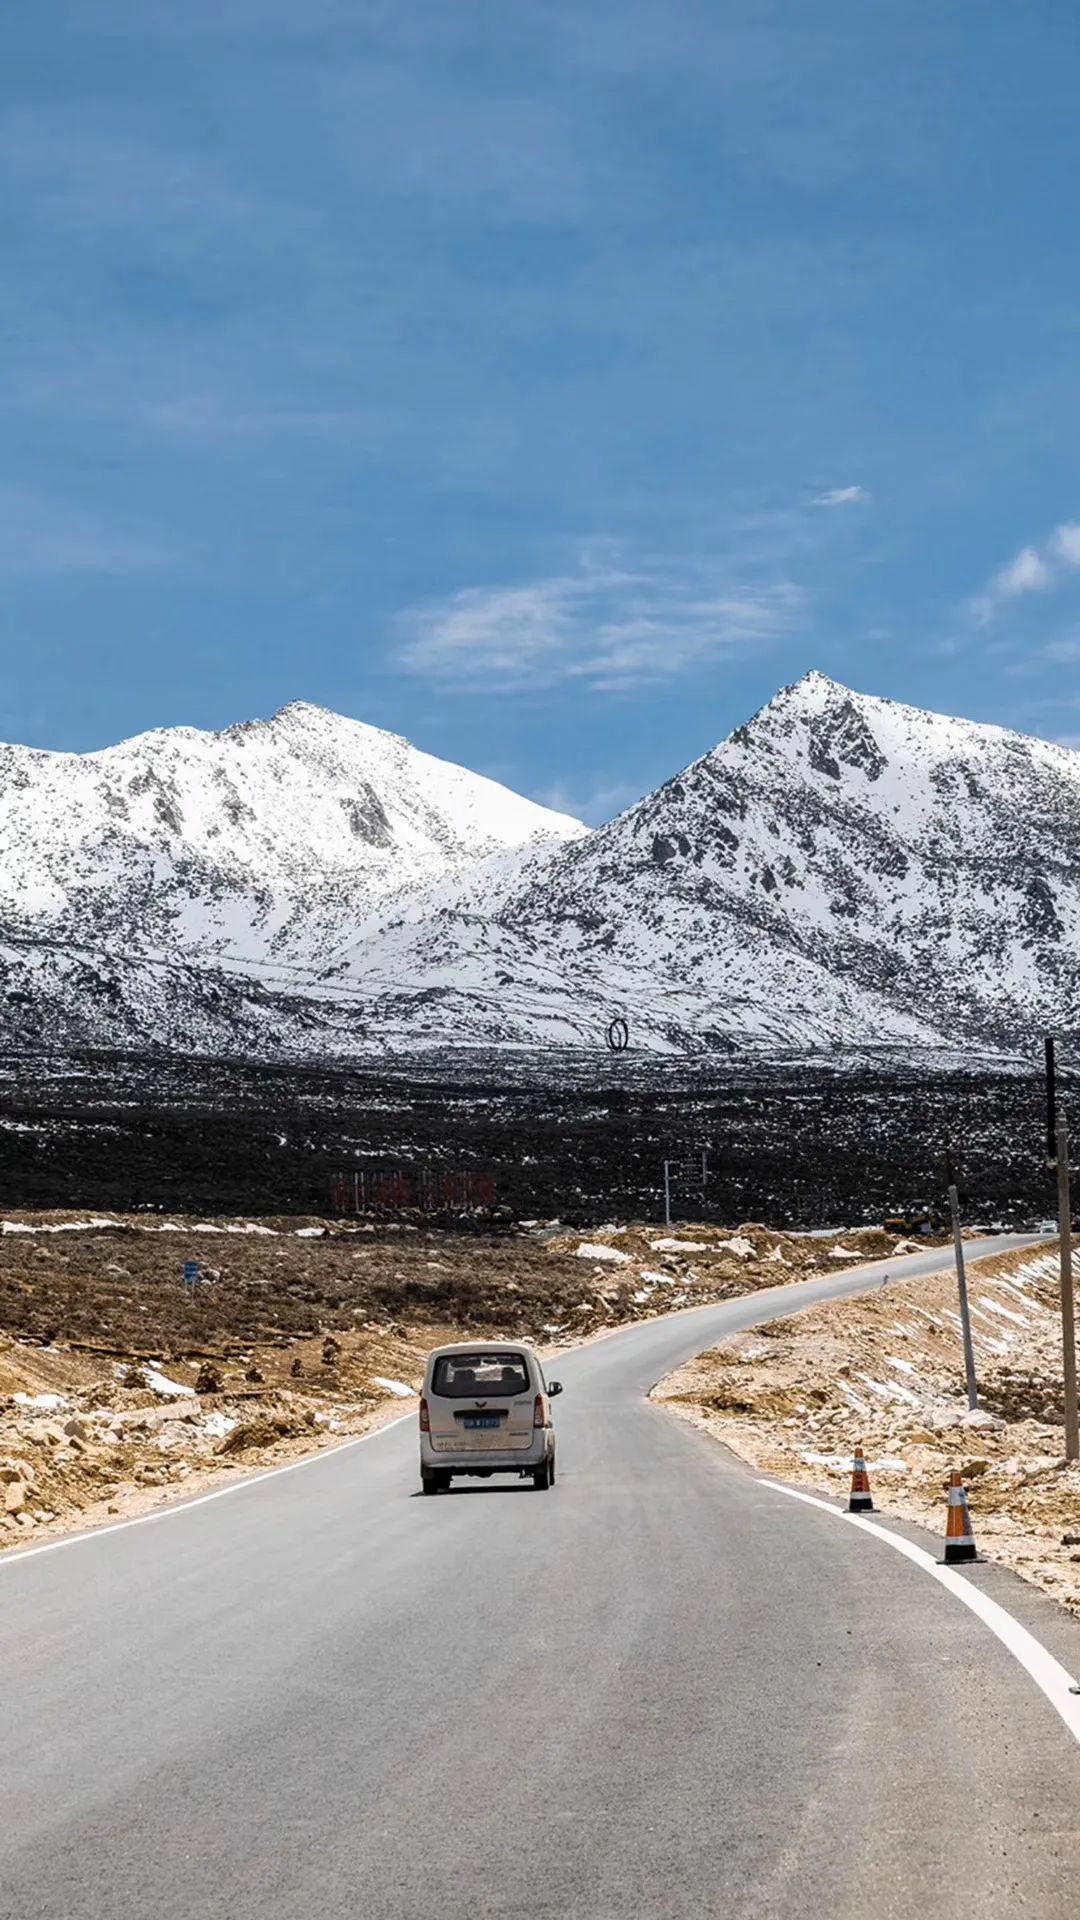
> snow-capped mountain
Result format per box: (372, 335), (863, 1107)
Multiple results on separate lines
(0, 700), (585, 966)
(492, 670), (1080, 1051)
(3, 674), (1079, 1060)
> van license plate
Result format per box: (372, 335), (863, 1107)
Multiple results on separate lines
(463, 1415), (501, 1429)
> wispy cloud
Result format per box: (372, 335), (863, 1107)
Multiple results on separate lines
(813, 484), (868, 508)
(0, 112), (257, 234)
(323, 67), (583, 223)
(396, 554), (801, 692)
(1041, 635), (1080, 664)
(972, 521), (1080, 623)
(0, 486), (184, 579)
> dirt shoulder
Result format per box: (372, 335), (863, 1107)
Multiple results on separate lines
(654, 1239), (1080, 1615)
(1, 1210), (947, 1549)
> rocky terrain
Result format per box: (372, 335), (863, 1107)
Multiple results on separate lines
(0, 1211), (920, 1549)
(0, 1045), (1063, 1223)
(5, 673), (1080, 1059)
(656, 1239), (1080, 1615)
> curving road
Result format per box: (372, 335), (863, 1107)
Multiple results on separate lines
(3, 1234), (1080, 1919)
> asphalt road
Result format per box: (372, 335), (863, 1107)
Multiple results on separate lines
(4, 1233), (1080, 1919)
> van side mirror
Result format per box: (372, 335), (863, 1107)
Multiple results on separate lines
(548, 1380), (563, 1396)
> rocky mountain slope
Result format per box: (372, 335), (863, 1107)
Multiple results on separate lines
(494, 670), (1080, 1051)
(2, 674), (1078, 1059)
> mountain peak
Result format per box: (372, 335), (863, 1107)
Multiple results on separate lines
(248, 700), (409, 750)
(770, 669), (852, 711)
(792, 668), (846, 694)
(269, 699), (337, 726)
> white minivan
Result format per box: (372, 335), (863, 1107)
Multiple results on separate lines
(419, 1341), (562, 1493)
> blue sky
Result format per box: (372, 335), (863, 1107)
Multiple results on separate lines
(5, 1), (1080, 821)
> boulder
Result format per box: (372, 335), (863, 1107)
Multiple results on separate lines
(959, 1408), (1005, 1431)
(215, 1415), (297, 1457)
(4, 1481), (27, 1514)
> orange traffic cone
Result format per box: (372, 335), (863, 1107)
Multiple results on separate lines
(942, 1469), (979, 1564)
(847, 1443), (874, 1513)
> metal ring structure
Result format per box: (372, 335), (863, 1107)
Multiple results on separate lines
(606, 1016), (630, 1054)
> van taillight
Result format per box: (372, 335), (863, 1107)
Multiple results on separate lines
(419, 1397), (430, 1432)
(533, 1394), (545, 1429)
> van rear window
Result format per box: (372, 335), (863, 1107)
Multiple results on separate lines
(431, 1352), (530, 1398)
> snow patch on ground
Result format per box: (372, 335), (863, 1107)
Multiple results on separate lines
(977, 1295), (1031, 1327)
(144, 1367), (195, 1398)
(2, 1218), (121, 1234)
(857, 1372), (920, 1407)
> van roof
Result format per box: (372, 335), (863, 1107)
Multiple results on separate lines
(425, 1340), (539, 1359)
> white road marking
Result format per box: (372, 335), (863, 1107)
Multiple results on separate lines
(763, 1481), (1080, 1747)
(0, 1411), (415, 1571)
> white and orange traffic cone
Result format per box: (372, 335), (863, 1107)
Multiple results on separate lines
(847, 1443), (875, 1514)
(941, 1469), (980, 1564)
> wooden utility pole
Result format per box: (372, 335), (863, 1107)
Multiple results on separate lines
(1056, 1115), (1079, 1462)
(1046, 1036), (1058, 1167)
(663, 1158), (672, 1229)
(948, 1183), (979, 1411)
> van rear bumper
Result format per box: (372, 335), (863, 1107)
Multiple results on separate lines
(420, 1434), (552, 1474)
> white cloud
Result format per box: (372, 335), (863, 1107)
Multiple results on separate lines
(397, 555), (801, 692)
(813, 484), (868, 507)
(1052, 524), (1080, 566)
(996, 546), (1050, 597)
(972, 521), (1080, 623)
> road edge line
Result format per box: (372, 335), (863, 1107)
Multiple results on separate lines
(761, 1480), (1080, 1748)
(0, 1411), (415, 1571)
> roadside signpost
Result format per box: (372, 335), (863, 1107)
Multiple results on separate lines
(183, 1259), (200, 1297)
(661, 1145), (710, 1228)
